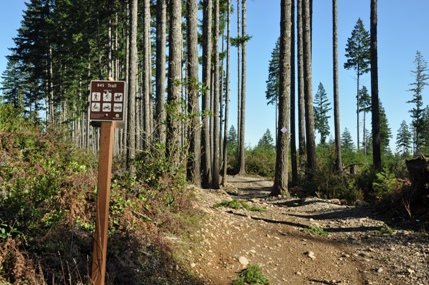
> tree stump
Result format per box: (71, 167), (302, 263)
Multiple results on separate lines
(405, 154), (429, 205)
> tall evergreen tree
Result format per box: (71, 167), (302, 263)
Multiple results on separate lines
(407, 51), (429, 153)
(265, 38), (280, 106)
(344, 18), (370, 152)
(313, 82), (331, 145)
(341, 128), (355, 151)
(396, 120), (412, 156)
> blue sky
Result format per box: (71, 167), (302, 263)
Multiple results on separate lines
(1, 1), (429, 152)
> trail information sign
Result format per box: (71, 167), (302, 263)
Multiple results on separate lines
(89, 80), (126, 122)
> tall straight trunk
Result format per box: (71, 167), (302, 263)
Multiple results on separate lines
(186, 0), (202, 187)
(272, 0), (291, 196)
(202, 0), (213, 187)
(236, 0), (241, 158)
(356, 72), (360, 151)
(212, 0), (220, 188)
(290, 0), (298, 185)
(167, 0), (183, 167)
(155, 0), (167, 146)
(297, 0), (306, 162)
(332, 0), (342, 173)
(222, 0), (231, 186)
(126, 0), (138, 175)
(303, 0), (317, 178)
(371, 0), (381, 170)
(238, 0), (247, 175)
(143, 0), (151, 149)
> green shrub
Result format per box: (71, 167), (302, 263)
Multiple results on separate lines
(214, 199), (266, 212)
(233, 264), (269, 285)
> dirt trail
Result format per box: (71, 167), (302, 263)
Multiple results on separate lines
(186, 175), (429, 285)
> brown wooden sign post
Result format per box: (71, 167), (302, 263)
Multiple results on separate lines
(89, 80), (126, 285)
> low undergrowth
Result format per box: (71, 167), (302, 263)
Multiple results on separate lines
(0, 105), (205, 285)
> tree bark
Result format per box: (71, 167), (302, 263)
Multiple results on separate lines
(332, 0), (342, 173)
(272, 0), (291, 196)
(126, 0), (138, 176)
(371, 0), (381, 170)
(202, 0), (213, 187)
(186, 0), (202, 187)
(222, 0), (231, 186)
(155, 0), (167, 146)
(303, 0), (317, 179)
(238, 0), (247, 175)
(167, 0), (183, 168)
(212, 0), (221, 188)
(297, 0), (306, 164)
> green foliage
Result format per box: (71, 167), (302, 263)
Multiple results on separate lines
(313, 82), (331, 144)
(372, 168), (406, 201)
(374, 225), (395, 235)
(265, 37), (280, 106)
(214, 199), (266, 212)
(233, 264), (269, 285)
(344, 18), (371, 75)
(407, 51), (429, 153)
(396, 120), (412, 157)
(341, 128), (355, 151)
(303, 224), (328, 236)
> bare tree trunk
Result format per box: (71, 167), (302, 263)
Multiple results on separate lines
(167, 0), (183, 168)
(202, 0), (213, 187)
(143, 0), (151, 149)
(126, 0), (138, 176)
(371, 0), (381, 170)
(212, 0), (220, 188)
(297, 0), (306, 164)
(186, 0), (202, 187)
(272, 0), (291, 196)
(332, 0), (342, 173)
(290, 0), (298, 185)
(303, 0), (317, 179)
(238, 0), (247, 175)
(236, 0), (241, 162)
(222, 0), (231, 186)
(155, 0), (167, 146)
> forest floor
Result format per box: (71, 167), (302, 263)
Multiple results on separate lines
(183, 175), (429, 285)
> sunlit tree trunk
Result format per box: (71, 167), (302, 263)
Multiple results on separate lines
(238, 0), (247, 175)
(186, 0), (202, 187)
(272, 0), (291, 196)
(202, 0), (213, 187)
(222, 0), (231, 186)
(332, 0), (342, 173)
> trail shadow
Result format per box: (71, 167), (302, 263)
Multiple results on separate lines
(227, 210), (382, 234)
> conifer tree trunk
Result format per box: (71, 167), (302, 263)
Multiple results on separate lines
(167, 0), (183, 168)
(222, 0), (231, 186)
(272, 0), (291, 196)
(202, 0), (213, 187)
(186, 0), (202, 187)
(297, 0), (306, 163)
(126, 0), (138, 176)
(371, 0), (381, 170)
(143, 0), (151, 149)
(238, 0), (247, 175)
(332, 0), (342, 173)
(303, 0), (317, 178)
(155, 0), (167, 146)
(212, 0), (220, 188)
(290, 0), (298, 185)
